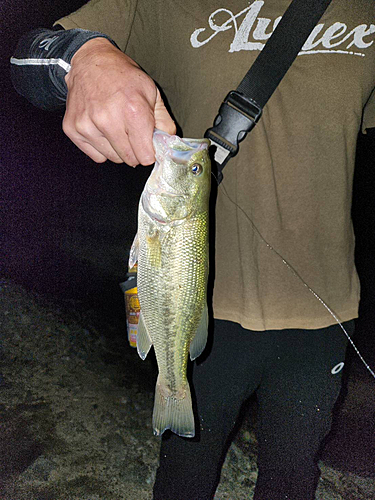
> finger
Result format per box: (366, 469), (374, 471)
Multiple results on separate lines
(121, 92), (176, 166)
(119, 100), (157, 166)
(92, 101), (156, 166)
(66, 128), (120, 164)
(92, 123), (146, 166)
(73, 140), (109, 163)
(82, 137), (125, 164)
(64, 114), (135, 165)
(63, 117), (105, 162)
(125, 120), (156, 166)
(83, 133), (125, 163)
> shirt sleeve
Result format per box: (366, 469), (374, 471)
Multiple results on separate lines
(362, 87), (375, 134)
(54, 0), (139, 52)
(10, 28), (119, 111)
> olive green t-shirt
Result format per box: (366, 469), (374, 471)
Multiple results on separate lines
(57, 0), (375, 330)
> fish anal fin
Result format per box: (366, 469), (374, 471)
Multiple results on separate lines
(152, 377), (195, 438)
(189, 303), (208, 361)
(136, 312), (152, 361)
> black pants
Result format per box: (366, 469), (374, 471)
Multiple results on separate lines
(153, 319), (352, 500)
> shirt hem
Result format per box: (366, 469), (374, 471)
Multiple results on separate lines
(213, 307), (359, 331)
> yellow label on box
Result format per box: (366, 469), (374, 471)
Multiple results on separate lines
(124, 287), (140, 347)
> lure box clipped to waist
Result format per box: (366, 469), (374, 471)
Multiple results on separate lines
(120, 265), (140, 348)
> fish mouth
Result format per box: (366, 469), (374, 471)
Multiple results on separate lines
(153, 129), (209, 161)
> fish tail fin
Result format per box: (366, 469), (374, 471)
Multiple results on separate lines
(152, 376), (195, 438)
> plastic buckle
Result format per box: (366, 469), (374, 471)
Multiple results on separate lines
(205, 91), (262, 182)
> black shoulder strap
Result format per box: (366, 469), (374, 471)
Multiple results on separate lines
(205, 0), (332, 182)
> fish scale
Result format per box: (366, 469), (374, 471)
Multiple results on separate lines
(139, 215), (207, 389)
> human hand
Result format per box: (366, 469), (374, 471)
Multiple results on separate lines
(63, 38), (176, 166)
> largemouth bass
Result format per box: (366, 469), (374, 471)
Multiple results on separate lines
(129, 129), (211, 438)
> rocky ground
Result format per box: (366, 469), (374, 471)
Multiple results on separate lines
(1, 278), (374, 500)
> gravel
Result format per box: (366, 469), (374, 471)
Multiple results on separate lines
(1, 279), (374, 499)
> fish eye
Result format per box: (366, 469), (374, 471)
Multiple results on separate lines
(191, 163), (203, 176)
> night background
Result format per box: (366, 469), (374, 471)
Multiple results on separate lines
(1, 0), (375, 497)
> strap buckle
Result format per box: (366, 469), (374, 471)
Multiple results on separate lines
(204, 91), (262, 182)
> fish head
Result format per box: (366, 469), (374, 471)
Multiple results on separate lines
(142, 130), (211, 224)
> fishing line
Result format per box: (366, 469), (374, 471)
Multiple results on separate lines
(211, 171), (375, 380)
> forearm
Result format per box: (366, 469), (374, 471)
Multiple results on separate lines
(10, 27), (118, 111)
(10, 24), (175, 166)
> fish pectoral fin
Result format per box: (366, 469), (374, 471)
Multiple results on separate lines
(146, 227), (162, 268)
(136, 312), (153, 360)
(152, 377), (195, 438)
(129, 233), (139, 270)
(189, 302), (209, 361)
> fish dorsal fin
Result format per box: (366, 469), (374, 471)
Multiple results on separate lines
(137, 312), (153, 360)
(189, 303), (208, 361)
(129, 233), (139, 270)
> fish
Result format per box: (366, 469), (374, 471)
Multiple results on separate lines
(129, 129), (211, 438)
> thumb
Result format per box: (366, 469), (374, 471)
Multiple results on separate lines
(154, 89), (177, 135)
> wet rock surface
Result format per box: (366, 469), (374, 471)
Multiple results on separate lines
(1, 279), (374, 499)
